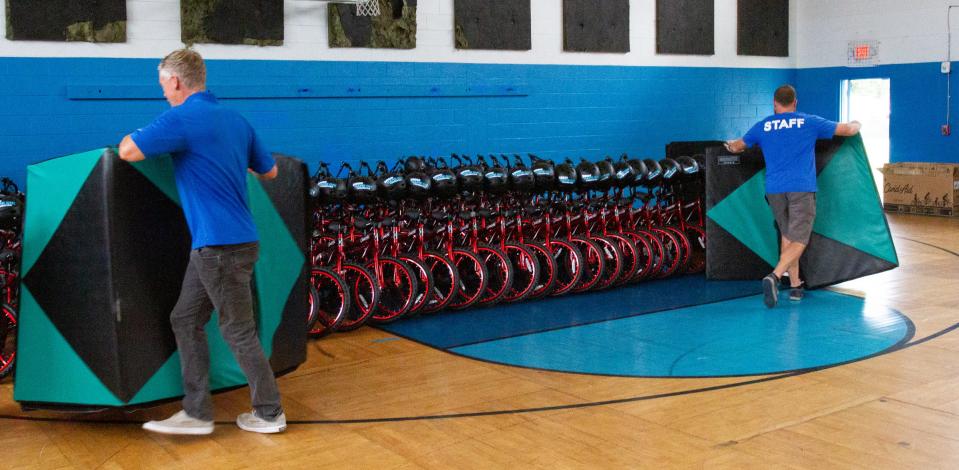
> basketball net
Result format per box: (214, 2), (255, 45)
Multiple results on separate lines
(354, 0), (380, 17)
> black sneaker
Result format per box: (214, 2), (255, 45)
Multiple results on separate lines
(789, 284), (804, 302)
(762, 273), (779, 308)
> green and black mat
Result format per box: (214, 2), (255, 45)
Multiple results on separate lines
(705, 134), (898, 288)
(14, 148), (308, 410)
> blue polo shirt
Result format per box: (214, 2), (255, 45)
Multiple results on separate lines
(130, 92), (275, 249)
(743, 112), (837, 194)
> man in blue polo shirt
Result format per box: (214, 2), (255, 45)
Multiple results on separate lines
(118, 48), (285, 435)
(725, 85), (861, 308)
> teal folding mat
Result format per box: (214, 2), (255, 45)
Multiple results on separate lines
(14, 148), (308, 410)
(704, 134), (898, 288)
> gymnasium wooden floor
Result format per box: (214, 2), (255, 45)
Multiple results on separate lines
(2, 213), (958, 469)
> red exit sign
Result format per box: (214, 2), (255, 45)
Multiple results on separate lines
(854, 45), (871, 60)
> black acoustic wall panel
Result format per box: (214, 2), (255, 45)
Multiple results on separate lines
(454, 0), (531, 50)
(738, 0), (789, 57)
(181, 0), (284, 46)
(329, 0), (417, 49)
(563, 0), (629, 53)
(6, 0), (126, 42)
(656, 0), (714, 55)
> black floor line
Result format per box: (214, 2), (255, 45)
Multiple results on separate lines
(0, 235), (954, 426)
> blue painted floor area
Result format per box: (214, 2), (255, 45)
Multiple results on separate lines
(450, 291), (912, 377)
(379, 276), (914, 377)
(381, 275), (762, 349)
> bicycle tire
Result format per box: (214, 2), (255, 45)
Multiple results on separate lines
(524, 241), (557, 300)
(651, 228), (683, 279)
(501, 243), (540, 303)
(369, 256), (418, 324)
(662, 225), (692, 273)
(475, 244), (514, 307)
(397, 254), (434, 316)
(587, 235), (624, 291)
(308, 267), (350, 339)
(683, 225), (707, 273)
(0, 303), (16, 380)
(547, 239), (584, 297)
(336, 263), (380, 332)
(449, 249), (489, 310)
(569, 237), (606, 293)
(622, 230), (657, 282)
(419, 251), (460, 314)
(605, 232), (641, 287)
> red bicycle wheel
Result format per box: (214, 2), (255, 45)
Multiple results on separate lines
(336, 263), (380, 332)
(419, 251), (460, 314)
(369, 256), (418, 324)
(475, 244), (514, 307)
(651, 228), (683, 279)
(683, 225), (706, 273)
(449, 249), (489, 310)
(547, 239), (584, 297)
(606, 232), (641, 287)
(586, 236), (623, 291)
(628, 229), (663, 282)
(570, 237), (606, 293)
(398, 255), (434, 316)
(501, 243), (540, 303)
(0, 303), (16, 380)
(524, 241), (557, 300)
(308, 267), (350, 339)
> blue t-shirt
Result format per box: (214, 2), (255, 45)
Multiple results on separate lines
(743, 112), (838, 194)
(131, 92), (275, 249)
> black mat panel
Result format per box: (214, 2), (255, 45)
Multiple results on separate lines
(454, 0), (531, 50)
(329, 0), (417, 49)
(738, 0), (788, 57)
(259, 155), (309, 370)
(6, 0), (126, 42)
(666, 141), (725, 160)
(181, 0), (284, 46)
(800, 234), (897, 289)
(21, 158), (123, 399)
(656, 0), (714, 55)
(106, 156), (192, 401)
(704, 147), (773, 280)
(563, 0), (629, 53)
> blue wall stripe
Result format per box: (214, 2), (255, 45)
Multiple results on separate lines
(0, 58), (793, 184)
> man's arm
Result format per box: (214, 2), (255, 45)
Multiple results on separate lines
(724, 138), (747, 154)
(834, 120), (862, 136)
(118, 135), (146, 162)
(249, 165), (278, 181)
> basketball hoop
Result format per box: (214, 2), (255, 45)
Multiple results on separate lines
(327, 0), (380, 17)
(353, 0), (380, 17)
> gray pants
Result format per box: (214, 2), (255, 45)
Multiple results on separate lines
(170, 242), (283, 421)
(766, 192), (817, 245)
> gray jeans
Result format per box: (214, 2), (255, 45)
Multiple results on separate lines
(170, 242), (283, 421)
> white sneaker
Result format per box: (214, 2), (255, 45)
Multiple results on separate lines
(236, 410), (287, 434)
(142, 410), (214, 435)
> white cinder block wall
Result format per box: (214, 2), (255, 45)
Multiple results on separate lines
(0, 0), (795, 69)
(796, 0), (956, 68)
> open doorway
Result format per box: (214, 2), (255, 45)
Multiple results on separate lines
(840, 78), (891, 199)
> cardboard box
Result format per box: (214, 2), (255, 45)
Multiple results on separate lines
(882, 162), (959, 217)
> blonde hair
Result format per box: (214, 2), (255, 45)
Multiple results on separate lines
(158, 48), (206, 90)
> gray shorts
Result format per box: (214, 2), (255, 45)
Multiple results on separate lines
(766, 192), (816, 245)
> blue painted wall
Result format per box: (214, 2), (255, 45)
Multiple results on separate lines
(796, 62), (958, 164)
(0, 57), (793, 184)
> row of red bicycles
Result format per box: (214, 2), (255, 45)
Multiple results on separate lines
(304, 153), (707, 338)
(0, 177), (23, 379)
